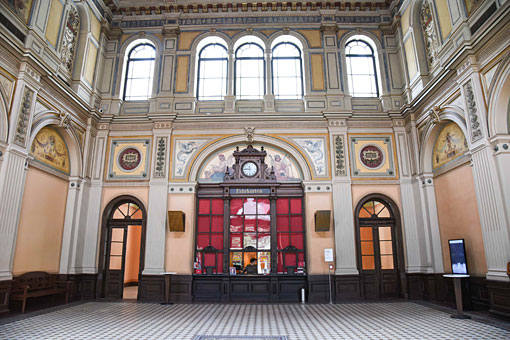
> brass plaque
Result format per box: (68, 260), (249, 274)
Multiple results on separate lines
(168, 211), (185, 232)
(315, 210), (331, 232)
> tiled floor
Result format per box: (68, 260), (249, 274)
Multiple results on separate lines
(1, 301), (509, 340)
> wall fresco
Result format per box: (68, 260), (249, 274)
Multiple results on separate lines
(30, 126), (70, 174)
(432, 122), (468, 170)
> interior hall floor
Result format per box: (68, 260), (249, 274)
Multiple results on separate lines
(1, 301), (509, 340)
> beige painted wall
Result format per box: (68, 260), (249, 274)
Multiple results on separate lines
(351, 184), (402, 211)
(124, 225), (142, 283)
(305, 192), (335, 274)
(166, 194), (195, 274)
(12, 167), (69, 275)
(101, 187), (149, 213)
(434, 163), (487, 275)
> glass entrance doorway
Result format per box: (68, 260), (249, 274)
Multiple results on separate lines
(99, 198), (146, 300)
(356, 196), (403, 299)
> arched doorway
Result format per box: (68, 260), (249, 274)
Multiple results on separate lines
(355, 194), (404, 299)
(97, 196), (147, 300)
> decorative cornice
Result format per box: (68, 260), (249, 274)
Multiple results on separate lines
(108, 1), (390, 16)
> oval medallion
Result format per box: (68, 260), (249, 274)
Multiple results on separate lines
(118, 147), (141, 171)
(360, 145), (384, 169)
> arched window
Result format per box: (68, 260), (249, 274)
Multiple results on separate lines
(196, 38), (228, 101)
(345, 38), (379, 98)
(271, 37), (303, 100)
(123, 42), (156, 101)
(235, 38), (265, 100)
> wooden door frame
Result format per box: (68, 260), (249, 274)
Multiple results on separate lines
(96, 195), (147, 299)
(354, 193), (405, 299)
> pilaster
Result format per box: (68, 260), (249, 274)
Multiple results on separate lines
(327, 118), (358, 275)
(143, 123), (172, 275)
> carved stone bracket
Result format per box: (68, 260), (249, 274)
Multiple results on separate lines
(59, 112), (72, 129)
(244, 127), (255, 143)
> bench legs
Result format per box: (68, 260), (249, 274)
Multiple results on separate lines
(21, 298), (27, 314)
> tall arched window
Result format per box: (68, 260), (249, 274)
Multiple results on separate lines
(345, 38), (379, 98)
(235, 39), (265, 100)
(123, 42), (156, 101)
(196, 38), (228, 101)
(271, 37), (303, 100)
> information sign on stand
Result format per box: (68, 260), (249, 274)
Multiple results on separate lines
(324, 248), (334, 304)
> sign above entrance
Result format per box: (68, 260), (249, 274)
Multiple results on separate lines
(230, 188), (271, 195)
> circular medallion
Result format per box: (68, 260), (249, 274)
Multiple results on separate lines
(241, 161), (258, 177)
(118, 147), (141, 171)
(359, 145), (384, 169)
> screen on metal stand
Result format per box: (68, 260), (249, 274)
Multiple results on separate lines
(448, 239), (468, 275)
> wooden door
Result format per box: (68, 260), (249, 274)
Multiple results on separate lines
(357, 198), (400, 299)
(104, 226), (128, 299)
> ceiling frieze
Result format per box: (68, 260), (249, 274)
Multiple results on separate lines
(104, 1), (391, 17)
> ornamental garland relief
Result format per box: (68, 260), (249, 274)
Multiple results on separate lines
(14, 87), (34, 147)
(60, 7), (80, 72)
(420, 0), (439, 67)
(464, 81), (483, 142)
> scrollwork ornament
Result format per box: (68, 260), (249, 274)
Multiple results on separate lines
(420, 0), (439, 66)
(60, 7), (80, 72)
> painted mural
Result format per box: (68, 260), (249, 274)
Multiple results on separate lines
(199, 144), (301, 182)
(349, 135), (397, 178)
(291, 137), (327, 176)
(172, 139), (210, 178)
(2, 0), (33, 23)
(433, 122), (468, 170)
(464, 0), (482, 16)
(107, 138), (151, 180)
(30, 126), (70, 174)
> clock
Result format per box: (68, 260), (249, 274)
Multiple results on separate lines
(241, 161), (258, 177)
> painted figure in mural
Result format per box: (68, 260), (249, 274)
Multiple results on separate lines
(205, 154), (229, 181)
(273, 154), (290, 180)
(175, 141), (200, 175)
(299, 140), (324, 173)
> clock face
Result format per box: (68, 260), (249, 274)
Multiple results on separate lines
(242, 161), (258, 177)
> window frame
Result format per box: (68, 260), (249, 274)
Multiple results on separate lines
(122, 42), (156, 101)
(196, 42), (229, 101)
(271, 41), (304, 100)
(345, 39), (380, 98)
(234, 42), (266, 100)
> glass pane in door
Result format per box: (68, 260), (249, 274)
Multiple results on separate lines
(360, 226), (375, 270)
(379, 226), (394, 269)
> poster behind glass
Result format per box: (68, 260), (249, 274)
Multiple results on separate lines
(448, 239), (468, 275)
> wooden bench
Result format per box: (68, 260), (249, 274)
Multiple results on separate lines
(10, 272), (72, 313)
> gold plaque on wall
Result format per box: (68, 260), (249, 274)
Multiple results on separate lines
(168, 211), (185, 232)
(315, 210), (331, 232)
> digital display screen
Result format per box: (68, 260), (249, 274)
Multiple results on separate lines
(449, 239), (468, 275)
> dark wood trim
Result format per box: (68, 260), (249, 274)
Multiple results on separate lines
(334, 275), (361, 301)
(487, 279), (510, 320)
(138, 275), (165, 302)
(0, 280), (12, 315)
(65, 274), (98, 300)
(168, 275), (192, 302)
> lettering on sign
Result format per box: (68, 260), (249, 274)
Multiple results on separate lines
(230, 188), (271, 195)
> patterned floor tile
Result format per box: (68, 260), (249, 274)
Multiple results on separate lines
(0, 301), (509, 340)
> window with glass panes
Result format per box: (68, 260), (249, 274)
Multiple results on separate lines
(345, 39), (379, 98)
(123, 43), (156, 101)
(272, 42), (303, 99)
(276, 198), (305, 274)
(194, 196), (305, 275)
(196, 198), (224, 274)
(235, 42), (265, 100)
(197, 43), (228, 101)
(229, 198), (271, 274)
